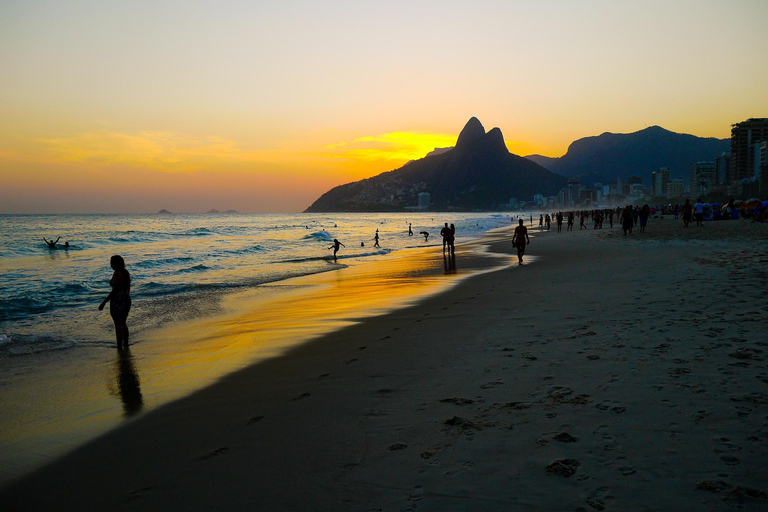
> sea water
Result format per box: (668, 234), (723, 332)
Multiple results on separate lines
(0, 211), (521, 483)
(0, 212), (516, 348)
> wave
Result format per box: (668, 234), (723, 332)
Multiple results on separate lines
(302, 230), (333, 242)
(0, 333), (77, 355)
(133, 256), (196, 269)
(282, 248), (392, 263)
(222, 244), (270, 256)
(178, 264), (211, 273)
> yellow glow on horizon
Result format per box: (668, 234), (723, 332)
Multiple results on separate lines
(319, 132), (458, 163)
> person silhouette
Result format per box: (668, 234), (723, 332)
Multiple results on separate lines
(420, 231), (429, 241)
(99, 255), (131, 349)
(440, 223), (450, 252)
(328, 238), (345, 261)
(408, 223), (413, 236)
(373, 230), (380, 248)
(513, 219), (530, 264)
(43, 236), (60, 249)
(448, 223), (456, 254)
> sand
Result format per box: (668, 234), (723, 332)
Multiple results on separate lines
(2, 216), (767, 511)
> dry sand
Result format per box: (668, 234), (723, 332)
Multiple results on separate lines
(3, 217), (768, 511)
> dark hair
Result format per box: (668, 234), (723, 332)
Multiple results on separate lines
(110, 255), (126, 270)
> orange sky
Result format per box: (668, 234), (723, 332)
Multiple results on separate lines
(1, 0), (766, 213)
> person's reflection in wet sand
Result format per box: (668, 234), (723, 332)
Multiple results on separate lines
(111, 348), (143, 416)
(443, 252), (457, 274)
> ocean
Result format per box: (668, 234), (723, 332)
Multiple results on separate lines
(0, 211), (521, 484)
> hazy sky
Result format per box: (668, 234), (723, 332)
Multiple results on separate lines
(1, 0), (766, 213)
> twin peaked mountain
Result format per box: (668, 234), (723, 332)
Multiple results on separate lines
(304, 118), (566, 212)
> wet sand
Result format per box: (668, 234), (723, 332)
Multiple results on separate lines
(3, 217), (768, 511)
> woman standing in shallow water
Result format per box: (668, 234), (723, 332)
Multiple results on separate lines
(99, 255), (131, 349)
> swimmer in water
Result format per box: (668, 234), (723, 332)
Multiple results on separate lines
(43, 236), (60, 249)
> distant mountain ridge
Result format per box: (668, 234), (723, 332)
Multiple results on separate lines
(525, 126), (729, 186)
(304, 118), (566, 212)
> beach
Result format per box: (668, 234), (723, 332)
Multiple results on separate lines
(3, 217), (768, 511)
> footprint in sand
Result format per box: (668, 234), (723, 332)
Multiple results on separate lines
(618, 466), (637, 476)
(247, 415), (264, 425)
(197, 447), (229, 461)
(439, 397), (475, 405)
(124, 486), (155, 503)
(553, 432), (578, 443)
(545, 459), (580, 477)
(586, 486), (615, 511)
(292, 392), (311, 401)
(595, 400), (626, 414)
(480, 379), (503, 389)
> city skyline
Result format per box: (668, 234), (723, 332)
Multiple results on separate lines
(1, 0), (766, 213)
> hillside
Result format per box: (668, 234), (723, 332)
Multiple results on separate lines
(525, 126), (729, 185)
(305, 118), (567, 212)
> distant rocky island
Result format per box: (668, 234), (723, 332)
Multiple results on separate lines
(305, 117), (566, 212)
(157, 209), (172, 214)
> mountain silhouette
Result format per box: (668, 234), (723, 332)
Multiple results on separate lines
(304, 118), (567, 212)
(525, 126), (729, 185)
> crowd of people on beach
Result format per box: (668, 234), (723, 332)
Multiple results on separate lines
(327, 221), (458, 262)
(532, 198), (740, 237)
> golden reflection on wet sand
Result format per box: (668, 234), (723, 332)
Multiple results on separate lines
(134, 240), (511, 399)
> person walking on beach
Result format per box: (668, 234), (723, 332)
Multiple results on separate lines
(694, 199), (705, 226)
(447, 223), (456, 254)
(373, 229), (380, 248)
(328, 238), (345, 261)
(556, 212), (563, 233)
(440, 223), (450, 252)
(513, 219), (530, 264)
(545, 214), (551, 230)
(639, 204), (650, 233)
(539, 214), (543, 229)
(621, 206), (634, 235)
(682, 199), (693, 228)
(99, 255), (131, 350)
(530, 214), (533, 226)
(567, 211), (574, 231)
(43, 236), (60, 249)
(408, 223), (413, 236)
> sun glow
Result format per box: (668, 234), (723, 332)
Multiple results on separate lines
(319, 132), (457, 163)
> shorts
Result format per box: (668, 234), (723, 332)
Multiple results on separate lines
(110, 295), (131, 324)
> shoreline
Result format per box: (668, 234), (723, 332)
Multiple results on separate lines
(0, 225), (517, 487)
(3, 218), (768, 510)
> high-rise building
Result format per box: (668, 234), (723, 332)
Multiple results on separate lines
(418, 192), (430, 210)
(715, 153), (730, 185)
(727, 118), (768, 184)
(760, 141), (768, 198)
(652, 168), (671, 197)
(566, 177), (580, 205)
(666, 179), (684, 199)
(690, 162), (716, 199)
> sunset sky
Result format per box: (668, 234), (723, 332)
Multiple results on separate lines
(1, 0), (766, 213)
